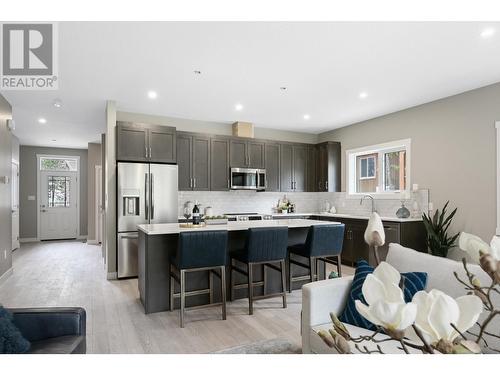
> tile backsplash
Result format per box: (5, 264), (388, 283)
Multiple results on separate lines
(178, 190), (429, 219)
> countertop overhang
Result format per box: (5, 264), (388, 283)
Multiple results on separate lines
(138, 219), (342, 235)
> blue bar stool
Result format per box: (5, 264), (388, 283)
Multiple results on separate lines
(169, 230), (228, 328)
(288, 224), (345, 292)
(229, 227), (288, 315)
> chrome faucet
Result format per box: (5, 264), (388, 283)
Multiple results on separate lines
(360, 195), (376, 213)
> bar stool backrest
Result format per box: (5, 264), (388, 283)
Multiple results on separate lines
(176, 230), (228, 269)
(245, 227), (288, 263)
(304, 224), (345, 257)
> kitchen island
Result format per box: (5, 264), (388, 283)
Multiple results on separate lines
(137, 219), (341, 314)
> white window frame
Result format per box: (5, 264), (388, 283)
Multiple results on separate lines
(346, 138), (411, 199)
(358, 155), (377, 180)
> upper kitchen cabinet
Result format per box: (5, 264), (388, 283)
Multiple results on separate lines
(264, 142), (280, 192)
(116, 121), (176, 163)
(306, 145), (318, 192)
(316, 141), (341, 192)
(280, 143), (307, 192)
(176, 132), (210, 191)
(210, 137), (230, 191)
(229, 139), (265, 169)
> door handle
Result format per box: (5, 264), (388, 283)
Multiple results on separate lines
(145, 173), (149, 220)
(151, 173), (155, 220)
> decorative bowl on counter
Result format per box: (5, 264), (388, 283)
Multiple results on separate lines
(204, 216), (228, 225)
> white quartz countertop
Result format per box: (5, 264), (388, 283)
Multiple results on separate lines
(138, 219), (342, 235)
(270, 212), (423, 222)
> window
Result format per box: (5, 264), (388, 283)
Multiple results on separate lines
(347, 139), (410, 195)
(40, 157), (78, 172)
(47, 176), (71, 208)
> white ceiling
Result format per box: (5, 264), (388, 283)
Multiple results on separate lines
(3, 22), (500, 149)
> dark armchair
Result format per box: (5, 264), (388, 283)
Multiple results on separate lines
(8, 307), (86, 354)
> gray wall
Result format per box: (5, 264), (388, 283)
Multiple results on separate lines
(105, 101), (117, 277)
(0, 94), (12, 279)
(117, 111), (319, 144)
(19, 146), (88, 239)
(319, 82), (500, 241)
(87, 142), (102, 242)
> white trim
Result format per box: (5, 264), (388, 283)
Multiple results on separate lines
(0, 268), (13, 286)
(106, 272), (117, 280)
(19, 237), (39, 243)
(95, 165), (102, 245)
(87, 239), (99, 245)
(496, 121), (500, 235)
(346, 138), (411, 198)
(77, 235), (87, 240)
(36, 154), (81, 241)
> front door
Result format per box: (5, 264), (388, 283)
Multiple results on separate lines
(40, 171), (78, 240)
(11, 162), (19, 250)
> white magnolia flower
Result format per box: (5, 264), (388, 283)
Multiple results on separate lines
(364, 212), (385, 247)
(355, 262), (417, 333)
(410, 289), (483, 344)
(458, 232), (500, 263)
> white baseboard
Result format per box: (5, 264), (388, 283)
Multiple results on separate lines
(107, 272), (117, 280)
(0, 268), (13, 286)
(19, 237), (38, 243)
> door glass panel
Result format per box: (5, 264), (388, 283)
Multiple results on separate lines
(48, 176), (71, 208)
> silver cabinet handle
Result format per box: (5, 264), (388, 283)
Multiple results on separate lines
(145, 146), (148, 158)
(149, 147), (152, 159)
(151, 173), (155, 219)
(120, 235), (139, 240)
(325, 180), (328, 190)
(291, 180), (293, 190)
(227, 179), (230, 189)
(145, 173), (149, 220)
(190, 178), (193, 188)
(193, 178), (196, 188)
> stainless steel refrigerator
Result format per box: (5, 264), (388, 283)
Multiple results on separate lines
(117, 162), (178, 278)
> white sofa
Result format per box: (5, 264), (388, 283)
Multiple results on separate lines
(302, 243), (500, 354)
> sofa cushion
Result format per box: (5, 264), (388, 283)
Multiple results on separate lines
(28, 335), (85, 354)
(0, 306), (30, 354)
(339, 260), (427, 331)
(309, 322), (420, 354)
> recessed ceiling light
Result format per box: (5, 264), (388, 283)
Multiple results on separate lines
(481, 27), (496, 38)
(303, 114), (310, 120)
(147, 91), (158, 99)
(235, 103), (243, 111)
(359, 92), (368, 99)
(194, 70), (201, 74)
(53, 99), (62, 108)
(38, 118), (47, 124)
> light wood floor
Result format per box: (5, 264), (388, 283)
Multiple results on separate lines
(0, 241), (353, 354)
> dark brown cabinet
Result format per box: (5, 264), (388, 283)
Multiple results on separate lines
(210, 137), (230, 190)
(264, 142), (280, 192)
(312, 216), (427, 267)
(116, 122), (176, 163)
(306, 145), (317, 192)
(280, 143), (308, 192)
(176, 132), (210, 191)
(316, 141), (341, 192)
(230, 139), (265, 169)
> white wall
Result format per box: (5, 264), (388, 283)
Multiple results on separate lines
(319, 82), (500, 241)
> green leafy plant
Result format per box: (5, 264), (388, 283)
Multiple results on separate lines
(422, 201), (459, 257)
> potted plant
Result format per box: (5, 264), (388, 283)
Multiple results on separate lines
(422, 201), (459, 257)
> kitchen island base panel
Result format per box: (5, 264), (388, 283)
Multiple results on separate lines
(138, 227), (325, 314)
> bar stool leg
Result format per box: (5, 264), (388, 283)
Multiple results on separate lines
(209, 270), (214, 304)
(288, 256), (293, 293)
(263, 264), (267, 296)
(280, 260), (287, 309)
(229, 258), (234, 302)
(180, 269), (186, 328)
(309, 257), (315, 282)
(316, 258), (321, 281)
(169, 272), (174, 312)
(248, 263), (254, 315)
(337, 255), (342, 277)
(221, 266), (227, 321)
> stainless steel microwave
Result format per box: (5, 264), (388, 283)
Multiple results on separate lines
(230, 168), (266, 190)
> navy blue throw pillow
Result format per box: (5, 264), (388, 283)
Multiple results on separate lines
(339, 260), (427, 331)
(0, 306), (31, 354)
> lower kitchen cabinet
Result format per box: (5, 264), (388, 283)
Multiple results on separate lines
(312, 216), (427, 267)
